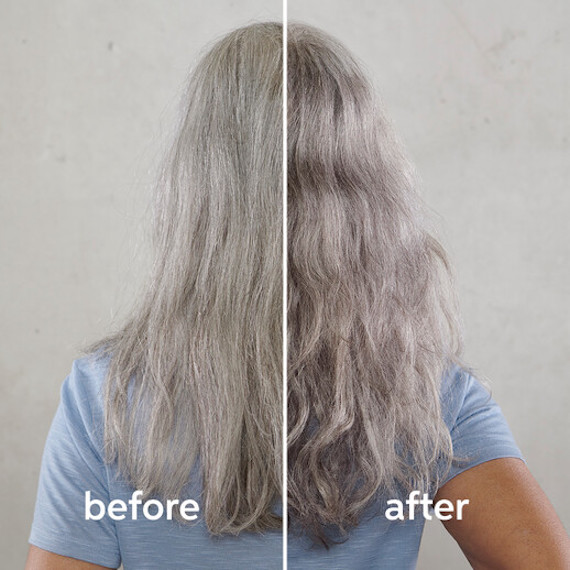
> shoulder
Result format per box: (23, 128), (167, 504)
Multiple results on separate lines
(57, 353), (111, 453)
(438, 363), (523, 486)
(29, 353), (121, 567)
(63, 353), (110, 406)
(439, 364), (488, 430)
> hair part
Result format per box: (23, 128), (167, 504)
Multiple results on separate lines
(286, 23), (463, 544)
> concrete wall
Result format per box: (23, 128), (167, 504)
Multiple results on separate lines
(289, 1), (569, 567)
(2, 1), (568, 568)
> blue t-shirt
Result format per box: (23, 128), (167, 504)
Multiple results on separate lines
(29, 357), (522, 569)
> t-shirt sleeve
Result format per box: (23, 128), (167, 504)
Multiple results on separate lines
(439, 366), (524, 487)
(29, 358), (121, 569)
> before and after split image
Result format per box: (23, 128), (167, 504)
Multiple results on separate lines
(2, 1), (569, 568)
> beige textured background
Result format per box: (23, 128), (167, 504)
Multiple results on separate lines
(1, 0), (569, 568)
(288, 0), (570, 567)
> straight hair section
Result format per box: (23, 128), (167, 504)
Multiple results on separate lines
(94, 23), (284, 535)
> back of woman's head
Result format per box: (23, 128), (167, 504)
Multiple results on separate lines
(97, 20), (462, 545)
(287, 22), (462, 544)
(98, 22), (283, 535)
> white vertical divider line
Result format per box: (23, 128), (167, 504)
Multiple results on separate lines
(282, 2), (288, 569)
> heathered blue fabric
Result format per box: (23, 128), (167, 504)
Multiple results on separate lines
(29, 357), (522, 569)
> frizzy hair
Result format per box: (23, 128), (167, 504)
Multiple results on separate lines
(92, 22), (283, 535)
(287, 23), (462, 543)
(90, 19), (463, 544)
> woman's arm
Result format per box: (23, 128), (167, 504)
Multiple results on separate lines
(25, 545), (115, 570)
(436, 457), (570, 569)
(27, 361), (122, 568)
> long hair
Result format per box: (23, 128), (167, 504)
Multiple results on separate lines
(287, 23), (463, 543)
(94, 22), (283, 535)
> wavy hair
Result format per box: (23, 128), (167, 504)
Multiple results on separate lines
(287, 23), (463, 544)
(93, 22), (283, 535)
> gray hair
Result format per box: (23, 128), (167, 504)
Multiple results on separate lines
(92, 20), (463, 544)
(93, 22), (283, 535)
(287, 23), (462, 544)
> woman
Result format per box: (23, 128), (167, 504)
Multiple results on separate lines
(27, 21), (569, 569)
(27, 22), (284, 569)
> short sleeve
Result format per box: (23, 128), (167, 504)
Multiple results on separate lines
(440, 366), (524, 487)
(29, 358), (121, 568)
